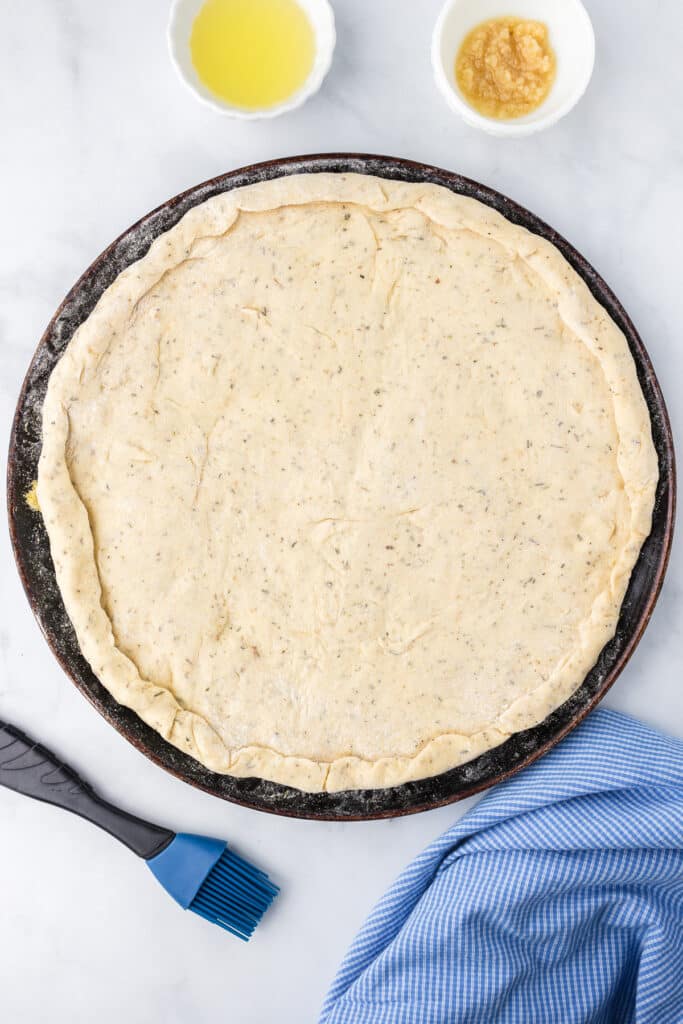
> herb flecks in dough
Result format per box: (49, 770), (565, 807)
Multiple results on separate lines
(38, 174), (658, 792)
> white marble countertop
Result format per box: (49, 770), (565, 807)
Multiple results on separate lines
(1, 1), (681, 1020)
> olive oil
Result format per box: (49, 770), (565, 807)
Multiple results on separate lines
(190, 0), (316, 110)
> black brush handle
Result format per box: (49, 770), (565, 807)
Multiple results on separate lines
(0, 718), (174, 860)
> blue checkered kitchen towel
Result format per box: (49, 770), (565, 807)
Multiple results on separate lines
(320, 710), (683, 1024)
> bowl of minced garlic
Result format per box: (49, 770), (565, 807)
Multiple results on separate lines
(432, 0), (595, 136)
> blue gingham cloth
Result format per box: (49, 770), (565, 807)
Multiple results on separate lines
(320, 710), (683, 1024)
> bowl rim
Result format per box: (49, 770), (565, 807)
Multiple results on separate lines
(431, 0), (596, 137)
(6, 153), (676, 820)
(167, 0), (336, 120)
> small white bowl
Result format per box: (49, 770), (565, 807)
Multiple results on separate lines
(432, 0), (595, 137)
(168, 0), (336, 119)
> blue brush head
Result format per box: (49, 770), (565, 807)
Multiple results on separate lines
(147, 833), (279, 940)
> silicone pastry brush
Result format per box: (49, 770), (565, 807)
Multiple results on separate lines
(0, 718), (278, 940)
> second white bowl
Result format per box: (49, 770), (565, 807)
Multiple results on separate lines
(432, 0), (595, 137)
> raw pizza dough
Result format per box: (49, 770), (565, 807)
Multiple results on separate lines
(38, 173), (658, 792)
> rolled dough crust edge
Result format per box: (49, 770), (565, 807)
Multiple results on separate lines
(37, 174), (659, 792)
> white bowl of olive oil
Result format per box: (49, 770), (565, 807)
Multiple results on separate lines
(168, 0), (335, 118)
(432, 0), (595, 137)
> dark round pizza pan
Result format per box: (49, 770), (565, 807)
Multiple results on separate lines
(6, 154), (676, 820)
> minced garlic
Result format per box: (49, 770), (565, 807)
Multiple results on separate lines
(455, 17), (556, 120)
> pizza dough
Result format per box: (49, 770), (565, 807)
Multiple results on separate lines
(37, 173), (658, 791)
